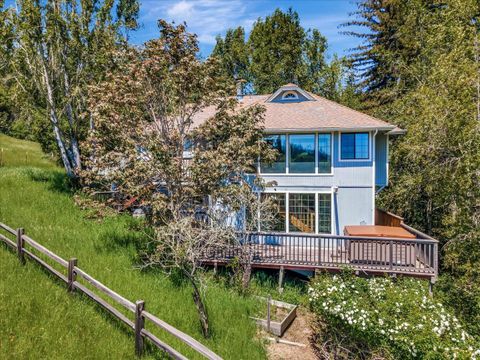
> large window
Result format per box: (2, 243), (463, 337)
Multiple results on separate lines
(289, 134), (315, 173)
(261, 134), (286, 173)
(341, 133), (369, 160)
(289, 193), (315, 233)
(261, 193), (286, 232)
(260, 192), (333, 234)
(318, 194), (332, 233)
(318, 133), (331, 173)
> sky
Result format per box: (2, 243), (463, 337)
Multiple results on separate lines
(129, 0), (362, 59)
(3, 0), (362, 59)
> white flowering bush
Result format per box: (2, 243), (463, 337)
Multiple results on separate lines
(308, 270), (480, 359)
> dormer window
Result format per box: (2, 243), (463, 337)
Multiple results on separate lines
(282, 91), (298, 100)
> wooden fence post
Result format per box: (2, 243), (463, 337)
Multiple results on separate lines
(278, 266), (285, 293)
(266, 295), (271, 333)
(135, 300), (145, 357)
(16, 228), (25, 265)
(67, 258), (78, 292)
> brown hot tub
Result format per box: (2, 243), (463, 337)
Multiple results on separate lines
(344, 225), (417, 266)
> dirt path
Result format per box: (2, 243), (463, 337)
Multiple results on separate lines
(264, 308), (317, 360)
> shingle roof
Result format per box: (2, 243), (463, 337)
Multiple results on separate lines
(192, 85), (401, 133)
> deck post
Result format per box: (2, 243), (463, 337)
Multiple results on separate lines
(16, 228), (25, 265)
(213, 260), (218, 275)
(67, 258), (78, 292)
(135, 300), (145, 357)
(389, 240), (394, 270)
(278, 266), (285, 293)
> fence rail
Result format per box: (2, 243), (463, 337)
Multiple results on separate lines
(0, 222), (222, 360)
(203, 232), (438, 280)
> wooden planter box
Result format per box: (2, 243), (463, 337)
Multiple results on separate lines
(251, 297), (297, 337)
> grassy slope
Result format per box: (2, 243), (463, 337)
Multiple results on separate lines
(0, 134), (265, 359)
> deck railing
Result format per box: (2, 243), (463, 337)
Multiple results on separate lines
(203, 232), (438, 279)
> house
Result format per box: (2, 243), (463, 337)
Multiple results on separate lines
(194, 83), (404, 236)
(194, 84), (438, 283)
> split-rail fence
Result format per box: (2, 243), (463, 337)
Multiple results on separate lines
(0, 222), (222, 360)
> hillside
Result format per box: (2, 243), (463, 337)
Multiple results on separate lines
(0, 134), (266, 359)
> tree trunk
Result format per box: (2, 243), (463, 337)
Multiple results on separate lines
(189, 276), (209, 338)
(39, 48), (76, 178)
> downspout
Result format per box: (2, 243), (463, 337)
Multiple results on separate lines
(372, 130), (378, 225)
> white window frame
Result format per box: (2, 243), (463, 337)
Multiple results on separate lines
(281, 91), (299, 100)
(338, 131), (372, 162)
(259, 132), (334, 176)
(261, 189), (334, 235)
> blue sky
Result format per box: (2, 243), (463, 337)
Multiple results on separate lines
(130, 0), (361, 59)
(4, 0), (362, 59)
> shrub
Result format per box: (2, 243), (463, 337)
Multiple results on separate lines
(308, 270), (480, 359)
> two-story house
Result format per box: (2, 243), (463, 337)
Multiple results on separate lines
(195, 83), (404, 236)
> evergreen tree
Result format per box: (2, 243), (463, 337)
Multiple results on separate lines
(348, 0), (480, 332)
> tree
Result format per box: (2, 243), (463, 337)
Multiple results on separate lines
(212, 26), (250, 89)
(1, 0), (139, 179)
(317, 55), (361, 108)
(213, 8), (329, 95)
(83, 20), (276, 337)
(302, 29), (327, 93)
(347, 0), (480, 331)
(343, 0), (425, 107)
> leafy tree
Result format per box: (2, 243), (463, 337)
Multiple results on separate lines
(248, 8), (305, 93)
(317, 55), (361, 109)
(302, 28), (327, 93)
(213, 8), (330, 95)
(82, 20), (275, 337)
(212, 26), (250, 89)
(348, 0), (480, 331)
(1, 0), (139, 179)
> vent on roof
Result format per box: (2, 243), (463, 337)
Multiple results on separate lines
(282, 91), (298, 100)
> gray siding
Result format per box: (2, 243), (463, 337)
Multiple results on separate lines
(334, 187), (374, 234)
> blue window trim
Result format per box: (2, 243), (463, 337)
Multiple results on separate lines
(340, 132), (370, 160)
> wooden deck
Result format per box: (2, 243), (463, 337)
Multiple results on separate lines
(202, 232), (438, 280)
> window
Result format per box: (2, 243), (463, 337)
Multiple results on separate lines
(261, 134), (286, 173)
(261, 193), (286, 232)
(341, 133), (369, 160)
(289, 134), (315, 173)
(289, 193), (315, 233)
(317, 133), (331, 173)
(318, 194), (331, 233)
(282, 91), (298, 100)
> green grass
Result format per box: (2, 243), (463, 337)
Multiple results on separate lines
(0, 134), (266, 359)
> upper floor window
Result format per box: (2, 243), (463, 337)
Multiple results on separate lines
(341, 132), (369, 160)
(282, 91), (298, 100)
(261, 134), (286, 173)
(318, 133), (331, 173)
(289, 134), (315, 173)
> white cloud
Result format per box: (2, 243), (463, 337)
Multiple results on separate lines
(141, 0), (255, 45)
(167, 0), (194, 18)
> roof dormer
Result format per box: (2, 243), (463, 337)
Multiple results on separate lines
(266, 83), (315, 103)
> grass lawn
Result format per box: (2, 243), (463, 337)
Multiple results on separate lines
(0, 134), (267, 359)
